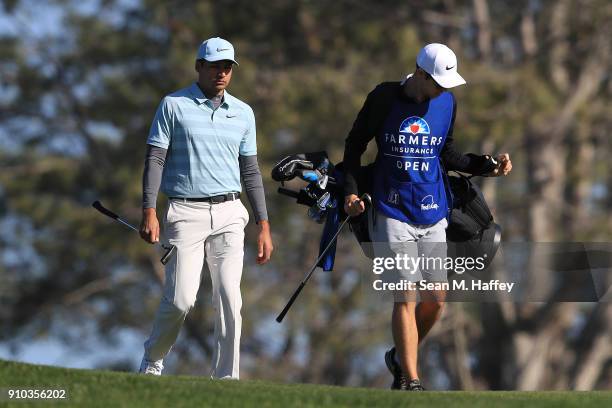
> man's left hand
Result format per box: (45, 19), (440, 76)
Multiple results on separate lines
(256, 220), (273, 265)
(486, 153), (512, 176)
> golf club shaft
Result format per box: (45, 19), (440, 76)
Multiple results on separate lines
(300, 214), (353, 285)
(276, 193), (371, 322)
(276, 214), (351, 323)
(93, 201), (140, 232)
(275, 282), (306, 323)
(92, 200), (176, 265)
(116, 218), (139, 233)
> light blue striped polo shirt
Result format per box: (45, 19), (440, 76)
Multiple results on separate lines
(147, 83), (257, 198)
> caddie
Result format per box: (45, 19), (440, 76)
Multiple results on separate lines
(343, 43), (512, 390)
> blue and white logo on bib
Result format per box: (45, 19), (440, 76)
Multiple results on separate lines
(421, 195), (439, 211)
(399, 116), (430, 135)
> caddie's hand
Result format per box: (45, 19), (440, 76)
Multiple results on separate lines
(140, 208), (160, 244)
(484, 153), (512, 177)
(344, 194), (365, 217)
(496, 153), (512, 176)
(256, 220), (273, 265)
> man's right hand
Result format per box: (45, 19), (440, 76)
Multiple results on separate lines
(344, 194), (365, 217)
(140, 208), (160, 244)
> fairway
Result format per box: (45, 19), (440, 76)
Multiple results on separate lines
(0, 360), (610, 407)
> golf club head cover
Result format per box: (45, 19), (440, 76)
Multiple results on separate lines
(271, 151), (332, 182)
(272, 154), (314, 181)
(296, 169), (323, 183)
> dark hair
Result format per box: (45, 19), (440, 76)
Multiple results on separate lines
(416, 64), (443, 89)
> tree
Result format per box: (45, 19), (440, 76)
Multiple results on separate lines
(0, 0), (609, 389)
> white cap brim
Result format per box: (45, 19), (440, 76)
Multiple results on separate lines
(431, 71), (466, 89)
(201, 55), (239, 66)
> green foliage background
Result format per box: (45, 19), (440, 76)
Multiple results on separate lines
(0, 0), (610, 390)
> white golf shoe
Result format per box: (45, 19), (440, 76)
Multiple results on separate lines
(139, 358), (164, 376)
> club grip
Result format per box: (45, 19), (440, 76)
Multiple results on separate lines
(276, 282), (306, 323)
(360, 193), (372, 209)
(92, 201), (120, 220)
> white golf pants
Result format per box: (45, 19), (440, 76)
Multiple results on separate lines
(143, 198), (248, 379)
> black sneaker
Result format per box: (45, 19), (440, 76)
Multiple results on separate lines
(384, 347), (403, 390)
(407, 378), (426, 391)
(385, 347), (427, 391)
(394, 375), (427, 391)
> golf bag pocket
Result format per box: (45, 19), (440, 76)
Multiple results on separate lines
(447, 209), (482, 241)
(446, 174), (494, 242)
(445, 174), (501, 276)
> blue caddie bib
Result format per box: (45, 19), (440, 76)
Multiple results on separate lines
(373, 91), (455, 225)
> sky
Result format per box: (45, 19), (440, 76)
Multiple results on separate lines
(0, 327), (143, 370)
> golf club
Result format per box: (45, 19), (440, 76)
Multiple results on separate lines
(276, 193), (372, 323)
(92, 200), (176, 265)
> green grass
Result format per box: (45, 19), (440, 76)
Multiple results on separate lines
(0, 360), (610, 407)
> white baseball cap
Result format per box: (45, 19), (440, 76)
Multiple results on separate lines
(196, 37), (239, 65)
(416, 43), (465, 88)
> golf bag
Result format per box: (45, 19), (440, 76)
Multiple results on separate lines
(445, 173), (502, 274)
(272, 151), (502, 274)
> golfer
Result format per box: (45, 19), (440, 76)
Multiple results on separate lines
(343, 43), (512, 390)
(138, 37), (273, 378)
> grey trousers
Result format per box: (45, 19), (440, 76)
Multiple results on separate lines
(369, 208), (448, 283)
(143, 198), (248, 379)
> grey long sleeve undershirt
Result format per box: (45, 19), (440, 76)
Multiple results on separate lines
(238, 154), (268, 223)
(142, 145), (166, 209)
(142, 145), (269, 223)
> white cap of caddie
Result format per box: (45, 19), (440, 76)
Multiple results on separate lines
(196, 37), (239, 65)
(416, 43), (465, 88)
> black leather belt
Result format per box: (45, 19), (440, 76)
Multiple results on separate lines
(170, 192), (240, 203)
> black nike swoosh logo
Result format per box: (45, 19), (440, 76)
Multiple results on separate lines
(446, 65), (455, 70)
